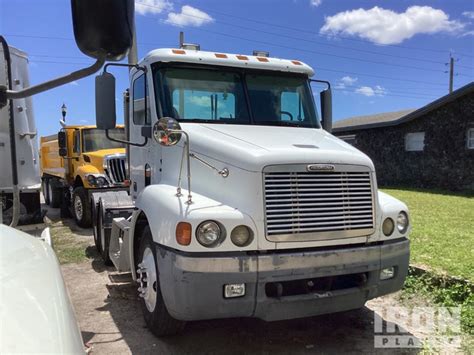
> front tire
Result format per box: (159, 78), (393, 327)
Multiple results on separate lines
(137, 226), (185, 337)
(72, 187), (92, 227)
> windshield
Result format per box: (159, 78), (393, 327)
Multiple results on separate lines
(82, 128), (125, 152)
(155, 66), (320, 128)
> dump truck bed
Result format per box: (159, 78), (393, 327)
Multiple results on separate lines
(40, 134), (65, 179)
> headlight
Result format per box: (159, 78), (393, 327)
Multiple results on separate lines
(382, 218), (394, 236)
(396, 212), (409, 234)
(196, 221), (223, 247)
(96, 176), (108, 187)
(231, 225), (253, 247)
(87, 175), (97, 186)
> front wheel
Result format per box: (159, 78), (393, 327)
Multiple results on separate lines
(72, 187), (92, 227)
(137, 226), (185, 337)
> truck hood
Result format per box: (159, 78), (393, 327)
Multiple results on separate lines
(181, 123), (374, 172)
(0, 225), (84, 353)
(83, 148), (126, 160)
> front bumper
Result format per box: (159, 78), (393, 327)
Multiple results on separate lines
(156, 238), (409, 322)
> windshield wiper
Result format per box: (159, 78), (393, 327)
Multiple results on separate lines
(255, 120), (313, 128)
(177, 119), (228, 124)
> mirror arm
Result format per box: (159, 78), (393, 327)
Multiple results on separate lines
(105, 129), (148, 147)
(310, 79), (331, 89)
(103, 62), (146, 73)
(189, 153), (229, 178)
(1, 56), (105, 105)
(168, 129), (192, 204)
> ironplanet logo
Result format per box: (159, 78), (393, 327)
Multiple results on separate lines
(306, 164), (335, 172)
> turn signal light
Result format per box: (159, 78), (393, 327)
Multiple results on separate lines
(176, 222), (192, 245)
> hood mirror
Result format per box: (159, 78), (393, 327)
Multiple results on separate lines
(153, 117), (182, 146)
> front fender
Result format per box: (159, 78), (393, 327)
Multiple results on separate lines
(134, 184), (259, 253)
(75, 165), (101, 188)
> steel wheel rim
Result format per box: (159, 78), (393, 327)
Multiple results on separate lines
(74, 195), (83, 221)
(140, 247), (157, 312)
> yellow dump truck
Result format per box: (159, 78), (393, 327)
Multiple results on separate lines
(40, 125), (127, 227)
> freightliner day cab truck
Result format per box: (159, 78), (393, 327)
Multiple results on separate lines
(40, 125), (127, 227)
(92, 44), (411, 336)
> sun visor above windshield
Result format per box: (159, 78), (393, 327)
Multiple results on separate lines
(143, 48), (315, 77)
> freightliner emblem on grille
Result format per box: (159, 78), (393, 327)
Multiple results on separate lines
(306, 164), (335, 172)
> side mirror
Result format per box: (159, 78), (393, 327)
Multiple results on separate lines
(58, 131), (67, 148)
(71, 0), (135, 61)
(95, 72), (117, 130)
(320, 88), (332, 133)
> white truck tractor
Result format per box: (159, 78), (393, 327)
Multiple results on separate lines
(92, 45), (411, 336)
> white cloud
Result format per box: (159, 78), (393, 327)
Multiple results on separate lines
(69, 81), (79, 86)
(320, 6), (465, 44)
(355, 85), (386, 97)
(135, 0), (172, 15)
(462, 30), (474, 37)
(335, 76), (357, 89)
(79, 119), (88, 123)
(310, 0), (322, 7)
(462, 11), (474, 19)
(165, 5), (214, 27)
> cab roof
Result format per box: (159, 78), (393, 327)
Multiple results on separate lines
(141, 48), (314, 77)
(63, 124), (124, 129)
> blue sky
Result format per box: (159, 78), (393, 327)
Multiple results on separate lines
(1, 0), (473, 138)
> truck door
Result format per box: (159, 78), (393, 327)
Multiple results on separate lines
(70, 129), (82, 181)
(129, 73), (150, 200)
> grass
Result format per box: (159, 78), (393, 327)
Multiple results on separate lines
(401, 269), (474, 336)
(50, 224), (93, 264)
(381, 187), (474, 282)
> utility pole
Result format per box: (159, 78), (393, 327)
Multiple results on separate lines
(449, 54), (454, 94)
(179, 31), (184, 48)
(128, 23), (138, 66)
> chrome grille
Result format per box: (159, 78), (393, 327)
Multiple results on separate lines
(105, 155), (127, 185)
(263, 165), (375, 242)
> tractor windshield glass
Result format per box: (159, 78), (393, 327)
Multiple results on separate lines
(154, 65), (320, 128)
(82, 128), (125, 152)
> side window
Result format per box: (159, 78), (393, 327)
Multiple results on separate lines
(281, 91), (304, 122)
(467, 128), (474, 149)
(73, 130), (80, 154)
(405, 132), (425, 152)
(133, 74), (148, 125)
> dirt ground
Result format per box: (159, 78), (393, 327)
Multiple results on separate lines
(45, 204), (449, 354)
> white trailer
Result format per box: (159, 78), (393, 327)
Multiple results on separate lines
(93, 47), (411, 337)
(0, 45), (42, 226)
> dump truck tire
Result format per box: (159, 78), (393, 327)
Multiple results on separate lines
(92, 199), (103, 254)
(72, 187), (92, 228)
(138, 226), (185, 337)
(49, 179), (62, 208)
(42, 179), (50, 205)
(97, 203), (112, 265)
